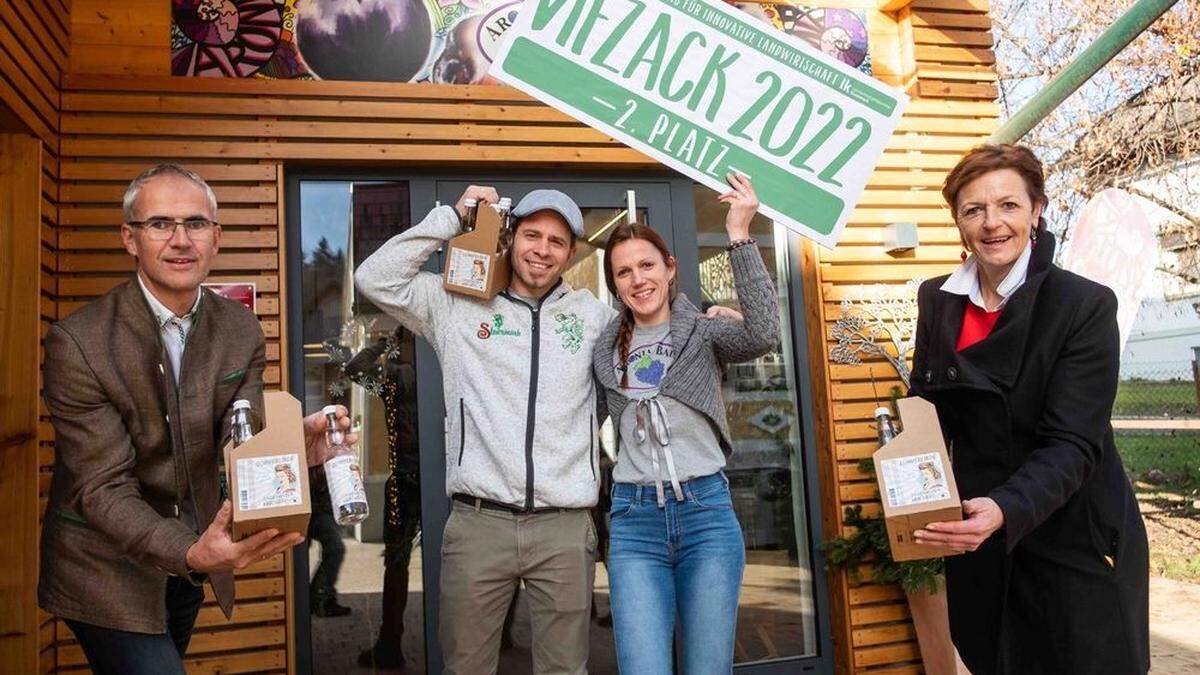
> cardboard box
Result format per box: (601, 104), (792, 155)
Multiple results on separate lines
(224, 391), (312, 541)
(443, 204), (511, 299)
(872, 397), (964, 562)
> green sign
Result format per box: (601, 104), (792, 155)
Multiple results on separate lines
(491, 0), (908, 247)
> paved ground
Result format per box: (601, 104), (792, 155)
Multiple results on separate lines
(311, 540), (1200, 673)
(1149, 576), (1200, 673)
(310, 540), (815, 673)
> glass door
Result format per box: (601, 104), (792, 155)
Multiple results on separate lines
(288, 177), (426, 675)
(421, 177), (680, 674)
(288, 172), (831, 674)
(685, 185), (832, 673)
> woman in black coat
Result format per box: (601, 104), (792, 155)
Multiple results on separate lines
(909, 144), (1150, 675)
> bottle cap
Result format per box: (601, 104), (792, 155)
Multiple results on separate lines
(322, 404), (339, 416)
(463, 198), (477, 209)
(233, 399), (252, 411)
(498, 197), (512, 207)
(874, 406), (891, 419)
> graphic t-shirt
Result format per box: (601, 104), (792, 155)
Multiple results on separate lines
(611, 320), (725, 489)
(614, 321), (673, 398)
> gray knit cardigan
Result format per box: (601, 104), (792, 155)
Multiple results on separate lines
(592, 244), (780, 456)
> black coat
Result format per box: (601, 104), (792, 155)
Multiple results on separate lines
(909, 232), (1149, 675)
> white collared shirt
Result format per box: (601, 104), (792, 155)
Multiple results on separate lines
(137, 274), (201, 384)
(940, 242), (1033, 311)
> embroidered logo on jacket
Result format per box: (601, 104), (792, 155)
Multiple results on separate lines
(554, 312), (584, 354)
(477, 314), (521, 340)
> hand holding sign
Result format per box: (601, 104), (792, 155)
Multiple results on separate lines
(718, 172), (758, 240)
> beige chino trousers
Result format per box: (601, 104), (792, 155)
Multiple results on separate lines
(438, 500), (598, 675)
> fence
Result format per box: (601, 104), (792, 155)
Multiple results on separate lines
(1114, 362), (1200, 420)
(1112, 361), (1200, 486)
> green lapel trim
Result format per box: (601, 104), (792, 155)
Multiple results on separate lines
(56, 508), (91, 528)
(218, 368), (247, 384)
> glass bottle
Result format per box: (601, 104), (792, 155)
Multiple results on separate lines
(875, 406), (898, 447)
(223, 399), (257, 500)
(322, 405), (369, 525)
(495, 196), (514, 250)
(461, 197), (478, 232)
(231, 399), (255, 446)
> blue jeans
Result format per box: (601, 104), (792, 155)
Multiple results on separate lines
(607, 472), (745, 674)
(65, 576), (204, 675)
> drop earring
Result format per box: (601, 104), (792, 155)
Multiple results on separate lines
(961, 249), (968, 262)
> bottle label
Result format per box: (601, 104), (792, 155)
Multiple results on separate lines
(236, 453), (304, 511)
(325, 454), (368, 512)
(446, 247), (490, 292)
(879, 452), (950, 508)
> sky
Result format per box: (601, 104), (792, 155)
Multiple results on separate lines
(299, 181), (353, 259)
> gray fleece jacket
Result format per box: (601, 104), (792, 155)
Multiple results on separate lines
(355, 205), (616, 509)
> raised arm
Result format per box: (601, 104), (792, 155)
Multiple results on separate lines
(354, 206), (459, 344)
(355, 186), (501, 345)
(708, 174), (779, 363)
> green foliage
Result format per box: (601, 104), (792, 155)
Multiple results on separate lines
(820, 505), (944, 595)
(822, 452), (945, 595)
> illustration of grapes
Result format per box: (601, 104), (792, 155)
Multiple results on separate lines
(633, 355), (665, 386)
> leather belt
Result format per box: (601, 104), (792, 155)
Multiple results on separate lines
(452, 493), (565, 515)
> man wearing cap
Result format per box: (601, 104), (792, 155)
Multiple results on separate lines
(356, 186), (614, 674)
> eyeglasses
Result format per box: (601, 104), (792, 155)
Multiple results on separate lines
(127, 218), (219, 241)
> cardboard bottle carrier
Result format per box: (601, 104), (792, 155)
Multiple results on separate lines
(224, 391), (312, 541)
(443, 204), (511, 299)
(872, 397), (964, 561)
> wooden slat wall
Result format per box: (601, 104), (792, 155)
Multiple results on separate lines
(0, 0), (66, 147)
(53, 557), (290, 674)
(0, 1), (65, 673)
(1, 132), (46, 675)
(54, 1), (998, 672)
(811, 1), (999, 672)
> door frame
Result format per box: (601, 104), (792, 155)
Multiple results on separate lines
(284, 168), (834, 675)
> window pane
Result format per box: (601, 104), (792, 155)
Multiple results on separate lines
(300, 180), (425, 673)
(693, 184), (818, 663)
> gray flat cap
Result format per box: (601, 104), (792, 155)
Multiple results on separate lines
(511, 189), (584, 237)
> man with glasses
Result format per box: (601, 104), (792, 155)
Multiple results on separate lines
(39, 164), (353, 674)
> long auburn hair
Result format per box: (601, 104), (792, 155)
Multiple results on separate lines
(602, 223), (678, 388)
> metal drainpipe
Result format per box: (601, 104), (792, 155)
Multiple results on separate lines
(989, 0), (1182, 144)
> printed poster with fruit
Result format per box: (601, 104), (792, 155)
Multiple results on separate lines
(170, 1), (874, 86)
(489, 0), (906, 246)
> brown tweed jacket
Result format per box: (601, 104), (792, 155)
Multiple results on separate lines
(39, 279), (265, 633)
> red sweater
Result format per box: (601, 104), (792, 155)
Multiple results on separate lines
(956, 302), (1002, 352)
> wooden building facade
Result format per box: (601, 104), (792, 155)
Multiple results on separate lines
(0, 0), (999, 672)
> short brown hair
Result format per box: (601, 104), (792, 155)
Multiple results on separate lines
(942, 144), (1047, 214)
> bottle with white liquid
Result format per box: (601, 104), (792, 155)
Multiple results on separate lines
(322, 405), (369, 525)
